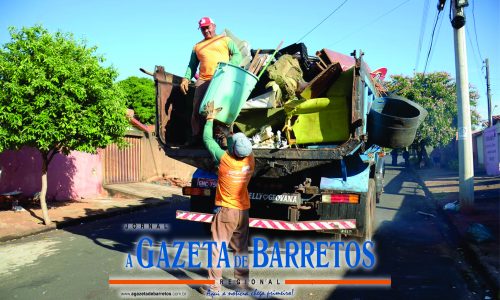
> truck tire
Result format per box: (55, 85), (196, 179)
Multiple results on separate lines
(362, 179), (376, 241)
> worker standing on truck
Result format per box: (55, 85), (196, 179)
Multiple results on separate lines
(199, 101), (255, 294)
(180, 17), (242, 145)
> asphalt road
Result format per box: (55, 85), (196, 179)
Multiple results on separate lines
(0, 164), (489, 299)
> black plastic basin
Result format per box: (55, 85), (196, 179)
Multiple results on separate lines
(367, 96), (428, 148)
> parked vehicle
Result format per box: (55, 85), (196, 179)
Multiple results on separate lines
(145, 43), (423, 240)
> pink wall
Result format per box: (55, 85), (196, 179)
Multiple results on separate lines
(483, 126), (500, 176)
(0, 147), (103, 201)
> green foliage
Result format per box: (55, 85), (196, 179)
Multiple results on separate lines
(385, 72), (481, 148)
(116, 76), (155, 124)
(0, 25), (129, 156)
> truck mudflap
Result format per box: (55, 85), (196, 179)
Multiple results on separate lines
(176, 210), (356, 231)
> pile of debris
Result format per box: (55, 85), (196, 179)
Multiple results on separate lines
(226, 33), (385, 150)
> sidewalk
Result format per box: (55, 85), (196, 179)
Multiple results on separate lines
(415, 166), (500, 294)
(0, 182), (184, 243)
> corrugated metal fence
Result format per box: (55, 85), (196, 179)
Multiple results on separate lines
(103, 136), (142, 184)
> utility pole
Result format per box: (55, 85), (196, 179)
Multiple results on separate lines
(485, 58), (492, 127)
(451, 0), (475, 209)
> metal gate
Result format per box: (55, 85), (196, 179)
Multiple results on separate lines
(104, 136), (142, 184)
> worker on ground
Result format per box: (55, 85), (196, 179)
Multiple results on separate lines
(180, 17), (242, 145)
(199, 101), (255, 294)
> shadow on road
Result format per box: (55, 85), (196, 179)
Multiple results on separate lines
(329, 164), (485, 299)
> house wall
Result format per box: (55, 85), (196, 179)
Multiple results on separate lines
(0, 147), (102, 200)
(0, 135), (196, 200)
(483, 124), (500, 176)
(477, 134), (484, 165)
(472, 134), (479, 168)
(497, 122), (500, 159)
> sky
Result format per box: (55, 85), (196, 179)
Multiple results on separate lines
(1, 0), (499, 121)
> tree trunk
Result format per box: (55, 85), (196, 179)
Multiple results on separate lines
(40, 154), (52, 225)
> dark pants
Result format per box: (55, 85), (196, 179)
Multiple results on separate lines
(209, 207), (249, 291)
(191, 79), (210, 137)
(403, 152), (410, 168)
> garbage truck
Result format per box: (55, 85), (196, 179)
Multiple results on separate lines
(145, 43), (426, 240)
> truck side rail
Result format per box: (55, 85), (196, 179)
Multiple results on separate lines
(162, 137), (364, 175)
(163, 137), (361, 159)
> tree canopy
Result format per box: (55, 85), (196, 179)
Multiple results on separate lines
(0, 25), (129, 224)
(385, 71), (480, 149)
(117, 76), (156, 124)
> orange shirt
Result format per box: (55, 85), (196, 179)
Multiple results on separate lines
(194, 35), (231, 80)
(215, 152), (255, 210)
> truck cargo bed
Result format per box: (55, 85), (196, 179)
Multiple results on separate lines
(151, 48), (379, 175)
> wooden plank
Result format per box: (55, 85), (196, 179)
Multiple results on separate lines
(253, 54), (268, 75)
(249, 55), (262, 74)
(300, 62), (342, 99)
(247, 49), (261, 72)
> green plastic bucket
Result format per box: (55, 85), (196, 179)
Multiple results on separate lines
(199, 62), (258, 124)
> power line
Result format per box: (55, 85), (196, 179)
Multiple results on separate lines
(297, 0), (349, 42)
(415, 0), (431, 72)
(463, 1), (487, 96)
(432, 5), (446, 62)
(422, 7), (445, 76)
(466, 24), (486, 89)
(471, 0), (484, 61)
(423, 8), (443, 75)
(328, 0), (411, 47)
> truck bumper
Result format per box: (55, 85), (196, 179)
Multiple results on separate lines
(176, 210), (356, 231)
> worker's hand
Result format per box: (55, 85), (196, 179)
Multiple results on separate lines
(180, 78), (189, 95)
(205, 101), (222, 120)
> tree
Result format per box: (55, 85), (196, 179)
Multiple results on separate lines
(385, 71), (480, 164)
(117, 76), (155, 124)
(0, 25), (129, 225)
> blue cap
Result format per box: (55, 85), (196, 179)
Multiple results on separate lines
(230, 133), (252, 158)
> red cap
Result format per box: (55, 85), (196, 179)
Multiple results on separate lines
(198, 17), (214, 28)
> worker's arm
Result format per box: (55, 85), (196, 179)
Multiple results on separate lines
(203, 120), (225, 164)
(181, 50), (199, 94)
(227, 39), (242, 66)
(184, 50), (199, 80)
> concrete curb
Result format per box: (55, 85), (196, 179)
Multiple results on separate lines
(103, 187), (158, 200)
(103, 184), (182, 201)
(0, 224), (57, 243)
(0, 199), (174, 243)
(413, 168), (499, 295)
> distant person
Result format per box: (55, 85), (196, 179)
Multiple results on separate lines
(180, 17), (242, 145)
(200, 101), (255, 294)
(391, 149), (398, 166)
(403, 148), (410, 168)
